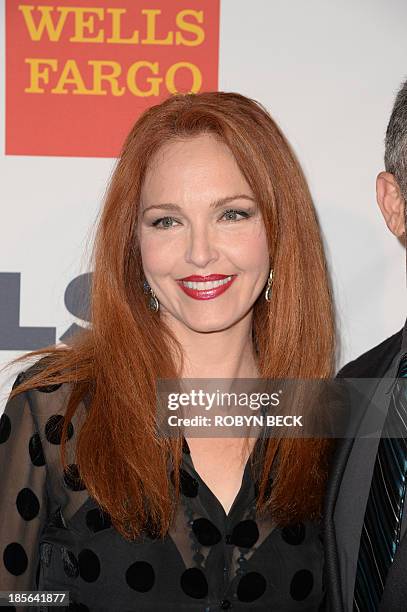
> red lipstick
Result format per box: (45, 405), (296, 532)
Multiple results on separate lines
(179, 274), (231, 281)
(177, 274), (237, 300)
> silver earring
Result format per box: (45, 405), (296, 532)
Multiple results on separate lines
(265, 268), (273, 302)
(143, 279), (159, 312)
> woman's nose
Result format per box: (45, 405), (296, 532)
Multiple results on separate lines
(184, 224), (219, 268)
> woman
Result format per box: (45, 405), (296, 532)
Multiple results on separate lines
(0, 91), (335, 610)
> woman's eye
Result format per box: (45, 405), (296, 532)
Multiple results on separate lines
(151, 209), (251, 229)
(151, 216), (179, 229)
(222, 209), (250, 222)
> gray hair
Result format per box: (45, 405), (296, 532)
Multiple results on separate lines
(385, 78), (407, 202)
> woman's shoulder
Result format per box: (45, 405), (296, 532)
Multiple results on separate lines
(9, 356), (89, 460)
(2, 357), (92, 543)
(13, 355), (90, 413)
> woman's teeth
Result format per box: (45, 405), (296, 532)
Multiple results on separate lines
(181, 276), (233, 290)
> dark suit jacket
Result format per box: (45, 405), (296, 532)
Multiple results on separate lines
(324, 329), (404, 611)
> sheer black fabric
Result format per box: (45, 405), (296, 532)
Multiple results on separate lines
(0, 365), (325, 611)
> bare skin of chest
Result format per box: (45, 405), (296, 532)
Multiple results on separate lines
(185, 437), (255, 515)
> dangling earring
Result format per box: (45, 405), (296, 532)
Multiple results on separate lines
(265, 268), (273, 302)
(143, 278), (159, 312)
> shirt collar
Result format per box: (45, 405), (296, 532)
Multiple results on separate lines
(383, 316), (407, 393)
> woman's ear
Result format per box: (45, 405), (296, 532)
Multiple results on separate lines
(376, 171), (406, 237)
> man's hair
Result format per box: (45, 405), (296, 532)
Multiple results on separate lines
(385, 78), (407, 202)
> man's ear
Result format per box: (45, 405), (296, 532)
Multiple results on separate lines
(376, 171), (406, 237)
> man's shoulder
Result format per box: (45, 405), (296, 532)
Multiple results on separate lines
(337, 328), (403, 378)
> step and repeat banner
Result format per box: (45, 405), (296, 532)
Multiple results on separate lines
(1, 0), (406, 404)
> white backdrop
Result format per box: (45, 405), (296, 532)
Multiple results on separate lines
(1, 0), (406, 408)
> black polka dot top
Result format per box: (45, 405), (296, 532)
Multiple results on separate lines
(0, 365), (326, 611)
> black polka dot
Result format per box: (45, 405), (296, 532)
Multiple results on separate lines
(37, 382), (63, 393)
(61, 546), (79, 578)
(290, 569), (314, 601)
(126, 561), (155, 592)
(0, 413), (11, 443)
(180, 567), (208, 599)
(78, 549), (100, 582)
(281, 523), (306, 545)
(192, 518), (221, 546)
(63, 464), (86, 491)
(39, 542), (52, 567)
(45, 415), (74, 444)
(3, 542), (28, 575)
(29, 433), (45, 466)
(12, 371), (26, 390)
(85, 508), (112, 533)
(16, 487), (40, 521)
(236, 571), (267, 602)
(171, 468), (199, 497)
(231, 519), (259, 548)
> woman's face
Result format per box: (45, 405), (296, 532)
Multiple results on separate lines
(137, 132), (270, 333)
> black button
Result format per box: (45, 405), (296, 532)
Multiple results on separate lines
(220, 600), (231, 609)
(225, 534), (232, 544)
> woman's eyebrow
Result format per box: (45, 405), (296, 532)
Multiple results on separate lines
(142, 194), (256, 216)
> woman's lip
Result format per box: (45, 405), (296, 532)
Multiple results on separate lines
(177, 276), (237, 300)
(179, 274), (233, 282)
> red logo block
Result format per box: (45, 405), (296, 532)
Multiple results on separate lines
(6, 0), (220, 157)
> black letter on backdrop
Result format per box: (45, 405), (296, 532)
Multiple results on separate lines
(0, 272), (56, 350)
(60, 273), (91, 343)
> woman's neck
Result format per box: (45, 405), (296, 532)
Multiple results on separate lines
(163, 312), (259, 379)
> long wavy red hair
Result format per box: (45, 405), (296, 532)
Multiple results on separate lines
(3, 91), (336, 539)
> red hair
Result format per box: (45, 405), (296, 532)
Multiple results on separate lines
(3, 92), (336, 539)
